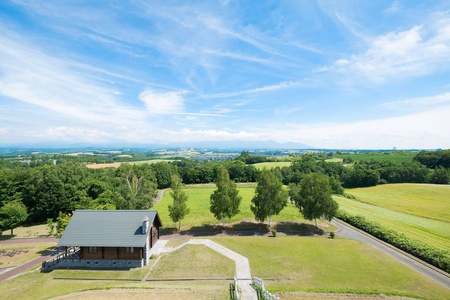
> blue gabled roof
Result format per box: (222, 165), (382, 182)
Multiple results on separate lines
(57, 210), (162, 247)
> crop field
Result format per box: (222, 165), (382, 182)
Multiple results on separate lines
(153, 184), (337, 233)
(252, 161), (292, 170)
(324, 158), (343, 163)
(85, 159), (175, 169)
(211, 236), (450, 300)
(334, 154), (413, 163)
(335, 195), (450, 250)
(344, 184), (450, 222)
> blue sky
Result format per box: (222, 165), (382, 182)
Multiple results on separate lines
(0, 0), (450, 149)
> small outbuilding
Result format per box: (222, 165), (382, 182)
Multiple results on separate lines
(54, 210), (162, 269)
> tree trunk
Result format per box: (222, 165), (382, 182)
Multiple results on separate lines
(179, 220), (181, 231)
(11, 228), (13, 236)
(223, 217), (225, 229)
(269, 215), (272, 228)
(315, 218), (318, 229)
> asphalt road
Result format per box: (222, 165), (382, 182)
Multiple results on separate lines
(331, 219), (450, 290)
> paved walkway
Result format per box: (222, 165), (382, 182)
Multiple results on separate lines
(0, 250), (59, 282)
(332, 219), (450, 290)
(152, 238), (257, 300)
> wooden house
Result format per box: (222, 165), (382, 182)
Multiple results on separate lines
(53, 210), (162, 269)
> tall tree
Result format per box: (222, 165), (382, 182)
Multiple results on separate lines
(168, 175), (190, 230)
(210, 166), (242, 229)
(289, 173), (339, 228)
(0, 200), (28, 235)
(251, 169), (288, 228)
(116, 164), (156, 209)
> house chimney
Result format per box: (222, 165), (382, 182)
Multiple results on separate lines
(142, 216), (149, 234)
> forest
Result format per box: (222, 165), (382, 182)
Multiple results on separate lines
(0, 150), (449, 232)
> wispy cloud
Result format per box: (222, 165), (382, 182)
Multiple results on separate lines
(323, 16), (450, 83)
(384, 1), (401, 14)
(138, 89), (186, 115)
(203, 80), (301, 99)
(381, 92), (450, 109)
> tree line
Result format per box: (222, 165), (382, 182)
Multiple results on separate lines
(1, 150), (448, 234)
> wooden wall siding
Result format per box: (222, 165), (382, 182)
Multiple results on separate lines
(80, 247), (143, 260)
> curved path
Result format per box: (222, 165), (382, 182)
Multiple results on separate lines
(332, 219), (450, 290)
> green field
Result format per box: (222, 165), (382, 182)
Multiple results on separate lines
(1, 223), (50, 239)
(211, 236), (450, 299)
(334, 154), (413, 163)
(252, 161), (292, 170)
(344, 184), (450, 222)
(132, 159), (176, 164)
(334, 184), (450, 250)
(153, 184), (336, 233)
(0, 243), (56, 267)
(324, 158), (343, 163)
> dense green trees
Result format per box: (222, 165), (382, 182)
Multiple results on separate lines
(251, 169), (288, 228)
(210, 166), (242, 228)
(168, 175), (190, 230)
(0, 200), (28, 235)
(289, 173), (339, 228)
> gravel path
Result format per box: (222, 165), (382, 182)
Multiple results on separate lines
(153, 189), (166, 205)
(332, 219), (450, 290)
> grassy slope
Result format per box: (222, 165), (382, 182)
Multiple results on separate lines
(1, 224), (50, 239)
(252, 161), (292, 170)
(344, 184), (450, 222)
(153, 185), (337, 232)
(211, 236), (450, 300)
(334, 196), (450, 250)
(0, 243), (55, 267)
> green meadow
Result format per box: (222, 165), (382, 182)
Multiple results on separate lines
(153, 184), (336, 233)
(344, 184), (450, 222)
(211, 236), (450, 300)
(334, 184), (450, 251)
(334, 153), (413, 163)
(252, 161), (292, 170)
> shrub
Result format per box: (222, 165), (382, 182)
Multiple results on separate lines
(271, 229), (277, 237)
(336, 210), (450, 273)
(330, 231), (335, 239)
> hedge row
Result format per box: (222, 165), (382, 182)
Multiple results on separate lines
(336, 210), (450, 273)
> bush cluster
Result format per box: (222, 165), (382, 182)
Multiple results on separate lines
(336, 210), (450, 273)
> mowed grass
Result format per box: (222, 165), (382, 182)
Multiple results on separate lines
(0, 253), (230, 300)
(334, 195), (450, 251)
(210, 236), (450, 300)
(252, 161), (292, 170)
(344, 184), (450, 222)
(0, 243), (55, 267)
(148, 244), (234, 279)
(1, 223), (50, 239)
(153, 185), (337, 233)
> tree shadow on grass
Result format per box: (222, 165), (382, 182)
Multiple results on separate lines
(274, 222), (325, 236)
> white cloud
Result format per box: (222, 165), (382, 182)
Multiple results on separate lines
(381, 92), (450, 109)
(326, 17), (450, 83)
(384, 1), (401, 14)
(203, 80), (301, 98)
(138, 89), (186, 115)
(162, 128), (259, 142)
(256, 105), (450, 149)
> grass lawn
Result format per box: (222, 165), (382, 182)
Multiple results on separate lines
(334, 195), (450, 251)
(1, 223), (50, 239)
(344, 184), (450, 222)
(210, 236), (450, 300)
(252, 161), (292, 170)
(147, 244), (234, 279)
(0, 243), (56, 267)
(154, 185), (337, 233)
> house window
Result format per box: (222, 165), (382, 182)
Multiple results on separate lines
(88, 247), (97, 254)
(126, 247), (134, 254)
